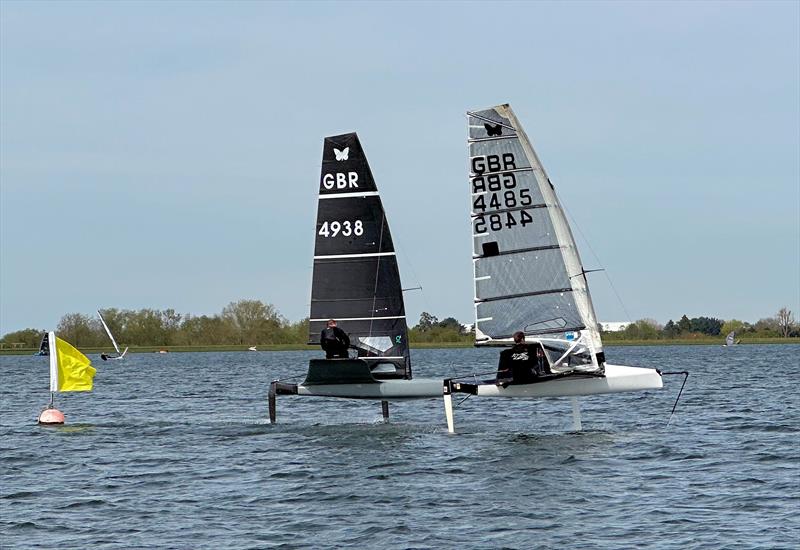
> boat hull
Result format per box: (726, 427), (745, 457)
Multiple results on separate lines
(296, 378), (443, 400)
(289, 365), (660, 400)
(468, 364), (662, 398)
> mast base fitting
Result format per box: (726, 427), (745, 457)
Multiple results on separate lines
(451, 382), (479, 395)
(38, 408), (65, 425)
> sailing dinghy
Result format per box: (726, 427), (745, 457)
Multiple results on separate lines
(33, 332), (49, 356)
(723, 331), (740, 346)
(443, 104), (663, 433)
(97, 310), (128, 361)
(268, 133), (442, 423)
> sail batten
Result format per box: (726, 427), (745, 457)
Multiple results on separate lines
(476, 288), (574, 303)
(468, 104), (603, 370)
(470, 203), (548, 217)
(468, 135), (519, 144)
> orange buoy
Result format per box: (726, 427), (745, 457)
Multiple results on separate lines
(38, 408), (65, 425)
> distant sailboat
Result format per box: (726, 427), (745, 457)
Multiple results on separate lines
(37, 331), (96, 424)
(442, 104), (664, 433)
(248, 346), (258, 352)
(724, 331), (740, 346)
(33, 332), (49, 356)
(97, 310), (128, 361)
(268, 133), (442, 423)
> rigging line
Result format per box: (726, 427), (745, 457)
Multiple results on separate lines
(274, 371), (311, 383)
(560, 200), (634, 324)
(660, 371), (690, 427)
(369, 212), (386, 339)
(394, 235), (433, 322)
(455, 393), (472, 409)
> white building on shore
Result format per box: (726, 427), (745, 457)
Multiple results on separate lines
(600, 322), (631, 332)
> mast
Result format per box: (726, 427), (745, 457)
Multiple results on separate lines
(97, 310), (121, 354)
(307, 133), (411, 378)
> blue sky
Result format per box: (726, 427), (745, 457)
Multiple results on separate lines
(1, 0), (798, 332)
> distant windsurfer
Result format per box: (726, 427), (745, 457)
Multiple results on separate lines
(320, 319), (350, 359)
(496, 331), (550, 387)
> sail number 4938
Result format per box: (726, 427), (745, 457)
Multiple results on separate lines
(318, 220), (364, 238)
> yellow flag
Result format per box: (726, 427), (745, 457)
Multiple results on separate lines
(55, 337), (96, 392)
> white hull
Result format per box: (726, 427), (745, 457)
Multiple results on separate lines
(296, 378), (443, 400)
(471, 364), (662, 398)
(291, 364), (660, 401)
(443, 364), (662, 433)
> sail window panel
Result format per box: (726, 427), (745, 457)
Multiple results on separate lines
(308, 318), (409, 358)
(469, 139), (532, 176)
(476, 293), (584, 340)
(314, 197), (395, 257)
(472, 207), (558, 256)
(475, 249), (571, 300)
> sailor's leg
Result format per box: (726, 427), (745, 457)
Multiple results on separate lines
(269, 381), (277, 424)
(443, 379), (455, 433)
(381, 400), (389, 422)
(570, 396), (582, 431)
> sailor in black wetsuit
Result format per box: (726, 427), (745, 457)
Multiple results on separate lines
(496, 331), (551, 387)
(320, 319), (351, 359)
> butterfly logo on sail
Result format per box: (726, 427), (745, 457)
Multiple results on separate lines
(334, 147), (349, 161)
(484, 123), (503, 137)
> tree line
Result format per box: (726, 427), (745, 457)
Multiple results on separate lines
(1, 303), (796, 349)
(602, 308), (798, 341)
(0, 300), (309, 348)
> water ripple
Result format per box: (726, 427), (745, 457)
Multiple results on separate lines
(2, 346), (799, 548)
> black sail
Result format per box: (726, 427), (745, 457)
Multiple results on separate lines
(308, 133), (411, 377)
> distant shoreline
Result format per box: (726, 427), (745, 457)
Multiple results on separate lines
(1, 337), (798, 355)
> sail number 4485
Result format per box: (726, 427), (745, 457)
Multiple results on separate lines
(318, 220), (364, 238)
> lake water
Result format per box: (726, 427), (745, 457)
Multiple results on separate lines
(1, 345), (798, 549)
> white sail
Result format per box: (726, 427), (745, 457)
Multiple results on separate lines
(725, 331), (736, 346)
(97, 310), (121, 354)
(468, 104), (603, 372)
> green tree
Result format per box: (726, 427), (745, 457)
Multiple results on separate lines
(416, 312), (438, 332)
(179, 314), (235, 345)
(438, 317), (462, 331)
(753, 317), (779, 337)
(221, 299), (287, 345)
(777, 308), (795, 338)
(677, 315), (692, 334)
(0, 328), (45, 348)
(161, 309), (183, 345)
(721, 319), (745, 336)
(662, 320), (678, 338)
(690, 316), (723, 336)
(57, 313), (100, 347)
(287, 317), (310, 344)
(623, 319), (661, 339)
(126, 309), (167, 345)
